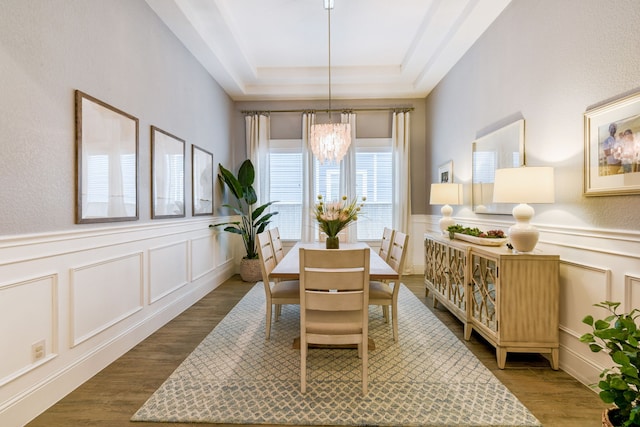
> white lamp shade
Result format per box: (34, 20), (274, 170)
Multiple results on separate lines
(492, 166), (554, 253)
(492, 167), (555, 204)
(429, 183), (462, 205)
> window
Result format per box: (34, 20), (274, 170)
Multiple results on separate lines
(355, 138), (392, 240)
(267, 138), (392, 241)
(268, 140), (303, 240)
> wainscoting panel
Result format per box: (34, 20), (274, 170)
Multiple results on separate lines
(0, 274), (57, 386)
(0, 217), (236, 427)
(191, 235), (215, 281)
(70, 252), (144, 347)
(148, 241), (189, 304)
(625, 274), (640, 313)
(558, 260), (611, 339)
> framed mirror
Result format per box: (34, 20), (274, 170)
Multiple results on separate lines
(472, 119), (525, 214)
(75, 90), (139, 223)
(192, 145), (213, 216)
(151, 126), (185, 219)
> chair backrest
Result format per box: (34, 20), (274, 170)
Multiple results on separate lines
(379, 227), (395, 262)
(388, 231), (409, 281)
(299, 248), (370, 311)
(256, 231), (277, 286)
(270, 227), (285, 264)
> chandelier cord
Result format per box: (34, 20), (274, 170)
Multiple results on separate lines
(327, 4), (333, 123)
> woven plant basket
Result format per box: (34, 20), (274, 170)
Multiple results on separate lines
(240, 258), (262, 282)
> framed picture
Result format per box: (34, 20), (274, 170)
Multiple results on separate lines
(472, 119), (525, 214)
(192, 145), (213, 216)
(151, 126), (185, 219)
(584, 91), (640, 196)
(75, 90), (139, 223)
(438, 161), (453, 183)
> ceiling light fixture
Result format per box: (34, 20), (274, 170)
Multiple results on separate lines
(309, 0), (351, 164)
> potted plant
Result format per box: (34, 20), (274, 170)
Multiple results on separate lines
(210, 159), (277, 281)
(314, 194), (365, 249)
(580, 301), (640, 426)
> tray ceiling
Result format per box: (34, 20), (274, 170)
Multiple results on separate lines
(146, 0), (511, 101)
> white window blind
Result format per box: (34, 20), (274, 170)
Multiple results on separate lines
(268, 140), (302, 240)
(355, 139), (392, 240)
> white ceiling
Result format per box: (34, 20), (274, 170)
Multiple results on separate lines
(146, 0), (512, 101)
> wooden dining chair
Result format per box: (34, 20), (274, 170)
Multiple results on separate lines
(269, 227), (285, 264)
(378, 227), (395, 262)
(299, 247), (370, 395)
(369, 230), (409, 342)
(256, 231), (299, 340)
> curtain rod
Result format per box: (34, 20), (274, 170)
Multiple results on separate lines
(241, 107), (414, 115)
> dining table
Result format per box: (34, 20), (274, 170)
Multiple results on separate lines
(270, 242), (399, 281)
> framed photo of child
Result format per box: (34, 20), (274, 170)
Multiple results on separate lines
(584, 91), (640, 196)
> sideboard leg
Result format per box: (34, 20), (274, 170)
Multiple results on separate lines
(496, 347), (507, 369)
(550, 348), (559, 370)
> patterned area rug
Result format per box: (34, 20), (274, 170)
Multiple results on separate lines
(131, 283), (540, 426)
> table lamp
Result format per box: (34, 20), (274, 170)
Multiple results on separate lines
(492, 166), (554, 253)
(430, 183), (462, 233)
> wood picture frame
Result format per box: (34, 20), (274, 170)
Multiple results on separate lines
(75, 90), (139, 223)
(584, 91), (640, 196)
(151, 126), (185, 219)
(192, 145), (213, 216)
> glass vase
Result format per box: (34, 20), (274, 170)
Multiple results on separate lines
(325, 236), (339, 249)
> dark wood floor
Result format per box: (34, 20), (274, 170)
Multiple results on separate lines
(28, 275), (608, 427)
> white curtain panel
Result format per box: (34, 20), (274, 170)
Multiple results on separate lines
(301, 112), (317, 243)
(340, 112), (357, 243)
(392, 111), (412, 272)
(245, 114), (270, 206)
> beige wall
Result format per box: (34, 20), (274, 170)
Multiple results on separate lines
(421, 0), (640, 390)
(0, 0), (235, 236)
(425, 0), (640, 230)
(0, 2), (237, 425)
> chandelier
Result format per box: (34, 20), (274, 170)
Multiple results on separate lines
(310, 0), (351, 164)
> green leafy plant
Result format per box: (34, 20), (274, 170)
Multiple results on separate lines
(209, 159), (277, 260)
(580, 301), (640, 426)
(446, 224), (505, 240)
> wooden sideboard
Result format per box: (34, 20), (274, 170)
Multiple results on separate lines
(424, 233), (560, 369)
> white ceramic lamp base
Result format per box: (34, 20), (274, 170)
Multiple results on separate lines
(439, 204), (455, 234)
(509, 203), (539, 253)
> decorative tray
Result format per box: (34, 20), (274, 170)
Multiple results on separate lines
(453, 233), (507, 246)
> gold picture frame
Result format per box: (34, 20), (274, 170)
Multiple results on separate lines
(584, 91), (640, 196)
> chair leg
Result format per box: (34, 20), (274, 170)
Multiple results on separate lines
(392, 302), (398, 342)
(382, 305), (389, 322)
(266, 303), (272, 340)
(362, 337), (368, 395)
(301, 337), (307, 393)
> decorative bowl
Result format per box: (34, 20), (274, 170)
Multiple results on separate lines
(453, 233), (508, 246)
